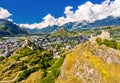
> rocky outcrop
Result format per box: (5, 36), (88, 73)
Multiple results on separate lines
(56, 42), (120, 83)
(89, 43), (120, 64)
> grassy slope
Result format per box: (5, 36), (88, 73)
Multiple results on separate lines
(40, 56), (65, 83)
(0, 46), (45, 82)
(0, 45), (65, 83)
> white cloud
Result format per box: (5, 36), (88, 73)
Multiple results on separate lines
(20, 14), (58, 29)
(0, 7), (12, 19)
(20, 0), (120, 29)
(8, 18), (13, 22)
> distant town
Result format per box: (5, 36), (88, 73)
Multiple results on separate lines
(0, 34), (89, 60)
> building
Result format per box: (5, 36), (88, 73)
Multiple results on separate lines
(89, 31), (110, 43)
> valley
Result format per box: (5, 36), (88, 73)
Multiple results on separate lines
(0, 0), (120, 83)
(0, 26), (120, 83)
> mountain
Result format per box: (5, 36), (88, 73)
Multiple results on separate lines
(79, 16), (120, 30)
(0, 19), (28, 36)
(25, 25), (59, 34)
(25, 16), (120, 34)
(62, 16), (120, 31)
(51, 28), (78, 37)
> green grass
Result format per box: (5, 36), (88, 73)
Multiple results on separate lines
(96, 38), (120, 50)
(40, 76), (54, 83)
(48, 56), (64, 70)
(40, 56), (65, 83)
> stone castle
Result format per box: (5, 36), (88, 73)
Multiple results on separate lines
(89, 31), (110, 43)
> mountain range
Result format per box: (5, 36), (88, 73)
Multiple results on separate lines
(0, 16), (120, 36)
(25, 16), (120, 34)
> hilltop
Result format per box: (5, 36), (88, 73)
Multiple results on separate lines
(56, 41), (120, 83)
(51, 28), (78, 37)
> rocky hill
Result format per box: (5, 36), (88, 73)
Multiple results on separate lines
(51, 28), (78, 37)
(0, 19), (28, 36)
(56, 42), (120, 83)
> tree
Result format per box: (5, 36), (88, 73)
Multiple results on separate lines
(96, 38), (103, 45)
(117, 42), (120, 50)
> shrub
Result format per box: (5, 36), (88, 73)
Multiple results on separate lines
(41, 70), (47, 78)
(19, 64), (27, 70)
(0, 56), (4, 61)
(96, 38), (120, 50)
(13, 56), (20, 61)
(103, 39), (117, 49)
(30, 67), (39, 73)
(29, 58), (40, 66)
(38, 62), (44, 69)
(117, 42), (120, 50)
(16, 69), (31, 82)
(96, 38), (103, 45)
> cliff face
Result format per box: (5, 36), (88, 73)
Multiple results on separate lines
(56, 42), (120, 83)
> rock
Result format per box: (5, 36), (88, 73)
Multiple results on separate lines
(106, 57), (112, 64)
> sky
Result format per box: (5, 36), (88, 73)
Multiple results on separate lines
(0, 0), (120, 29)
(0, 0), (103, 23)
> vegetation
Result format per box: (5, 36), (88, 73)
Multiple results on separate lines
(0, 44), (65, 83)
(0, 56), (4, 61)
(96, 38), (120, 50)
(40, 56), (65, 83)
(0, 26), (120, 83)
(51, 28), (78, 37)
(16, 69), (31, 82)
(81, 26), (120, 41)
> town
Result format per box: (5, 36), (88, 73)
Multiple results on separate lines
(0, 35), (89, 60)
(0, 37), (23, 58)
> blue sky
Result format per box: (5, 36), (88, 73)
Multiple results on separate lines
(0, 0), (104, 24)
